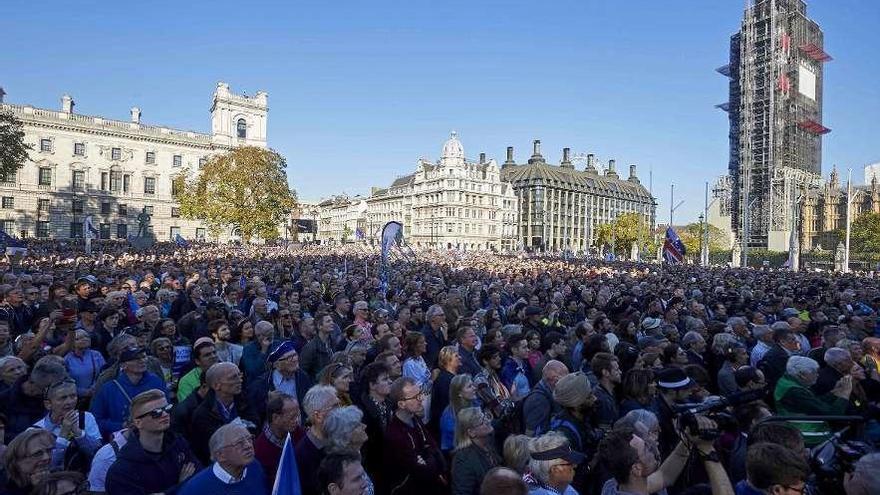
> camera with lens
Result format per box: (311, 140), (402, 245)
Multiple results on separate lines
(811, 432), (873, 495)
(673, 389), (765, 440)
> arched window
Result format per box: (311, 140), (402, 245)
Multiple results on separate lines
(236, 118), (247, 139)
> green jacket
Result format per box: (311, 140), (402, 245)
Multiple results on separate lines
(774, 374), (848, 416)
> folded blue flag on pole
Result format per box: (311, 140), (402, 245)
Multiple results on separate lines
(272, 433), (302, 495)
(0, 229), (27, 256)
(174, 233), (190, 248)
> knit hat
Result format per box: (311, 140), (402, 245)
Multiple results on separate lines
(553, 372), (592, 408)
(268, 340), (297, 363)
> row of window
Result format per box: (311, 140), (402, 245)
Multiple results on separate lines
(40, 139), (201, 168)
(33, 167), (164, 195)
(2, 197), (179, 218)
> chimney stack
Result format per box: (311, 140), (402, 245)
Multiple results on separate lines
(585, 153), (598, 173)
(61, 94), (74, 114)
(561, 147), (573, 168)
(628, 164), (640, 183)
(479, 152), (486, 164)
(528, 139), (544, 164)
(503, 146), (515, 166)
(130, 107), (141, 124)
(605, 159), (619, 178)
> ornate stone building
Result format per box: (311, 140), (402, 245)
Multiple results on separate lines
(315, 133), (519, 251)
(800, 167), (880, 250)
(500, 141), (655, 252)
(0, 82), (267, 241)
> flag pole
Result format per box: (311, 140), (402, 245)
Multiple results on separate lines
(844, 168), (852, 273)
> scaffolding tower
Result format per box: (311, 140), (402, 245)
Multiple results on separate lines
(717, 0), (829, 256)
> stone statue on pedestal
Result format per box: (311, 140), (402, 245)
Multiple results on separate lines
(834, 242), (846, 272)
(131, 207), (156, 250)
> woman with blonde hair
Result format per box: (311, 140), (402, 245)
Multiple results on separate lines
(439, 373), (480, 453)
(319, 362), (355, 406)
(451, 407), (500, 495)
(3, 428), (55, 494)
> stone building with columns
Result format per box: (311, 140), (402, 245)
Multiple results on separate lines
(800, 166), (880, 251)
(500, 140), (656, 252)
(0, 82), (267, 241)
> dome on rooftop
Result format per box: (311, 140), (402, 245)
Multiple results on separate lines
(440, 131), (465, 165)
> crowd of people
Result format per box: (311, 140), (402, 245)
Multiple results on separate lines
(0, 239), (878, 495)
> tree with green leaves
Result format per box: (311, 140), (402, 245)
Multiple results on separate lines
(678, 222), (729, 260)
(595, 223), (613, 252)
(173, 146), (297, 242)
(342, 225), (353, 243)
(0, 111), (32, 180)
(837, 212), (880, 254)
(611, 212), (653, 257)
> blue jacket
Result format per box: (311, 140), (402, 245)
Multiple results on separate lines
(105, 430), (199, 495)
(178, 460), (267, 495)
(90, 371), (168, 436)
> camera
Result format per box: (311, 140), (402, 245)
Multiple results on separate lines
(672, 388), (766, 440)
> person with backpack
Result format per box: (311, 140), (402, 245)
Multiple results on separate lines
(548, 372), (601, 495)
(522, 360), (569, 436)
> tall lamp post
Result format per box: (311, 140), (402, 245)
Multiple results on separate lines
(698, 213), (705, 265)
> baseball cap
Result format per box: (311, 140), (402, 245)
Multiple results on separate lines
(119, 346), (146, 363)
(530, 444), (586, 464)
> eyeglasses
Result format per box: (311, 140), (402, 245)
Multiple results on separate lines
(223, 435), (254, 451)
(25, 446), (54, 461)
(401, 391), (425, 402)
(135, 403), (173, 419)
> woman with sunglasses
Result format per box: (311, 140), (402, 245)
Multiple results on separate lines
(152, 318), (190, 379)
(2, 428), (55, 494)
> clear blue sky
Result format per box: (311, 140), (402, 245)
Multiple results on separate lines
(2, 0), (877, 222)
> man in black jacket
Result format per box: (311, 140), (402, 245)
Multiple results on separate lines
(106, 389), (199, 495)
(1, 355), (67, 442)
(247, 340), (312, 425)
(758, 326), (801, 393)
(188, 362), (257, 464)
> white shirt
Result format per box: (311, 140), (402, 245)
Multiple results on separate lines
(213, 462), (248, 484)
(272, 369), (298, 397)
(88, 429), (129, 492)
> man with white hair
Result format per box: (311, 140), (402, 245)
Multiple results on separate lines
(812, 347), (855, 396)
(681, 331), (706, 367)
(727, 316), (752, 347)
(296, 385), (341, 495)
(189, 362), (257, 464)
(523, 433), (583, 495)
(845, 453), (880, 495)
(774, 356), (852, 416)
(178, 423), (267, 494)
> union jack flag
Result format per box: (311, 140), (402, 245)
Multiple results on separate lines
(662, 226), (686, 264)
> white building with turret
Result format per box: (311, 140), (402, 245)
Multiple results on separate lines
(0, 82), (267, 241)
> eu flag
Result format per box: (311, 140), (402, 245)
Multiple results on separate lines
(272, 433), (302, 495)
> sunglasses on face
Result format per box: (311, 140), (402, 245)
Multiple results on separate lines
(136, 403), (173, 419)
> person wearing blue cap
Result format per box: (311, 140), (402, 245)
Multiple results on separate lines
(90, 346), (168, 437)
(247, 340), (311, 425)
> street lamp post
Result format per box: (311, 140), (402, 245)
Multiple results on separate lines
(698, 213), (705, 266)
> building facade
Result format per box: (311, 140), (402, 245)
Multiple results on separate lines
(800, 168), (880, 251)
(316, 133), (519, 251)
(500, 141), (655, 252)
(717, 0), (829, 252)
(315, 196), (368, 245)
(0, 82), (267, 241)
